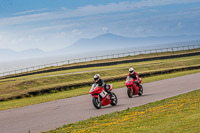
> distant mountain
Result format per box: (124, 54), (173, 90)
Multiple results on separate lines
(1, 33), (200, 61)
(59, 33), (200, 53)
(60, 33), (135, 53)
(0, 49), (17, 55)
(0, 48), (45, 61)
(21, 48), (44, 56)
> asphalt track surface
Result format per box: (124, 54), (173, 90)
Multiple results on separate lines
(0, 73), (199, 133)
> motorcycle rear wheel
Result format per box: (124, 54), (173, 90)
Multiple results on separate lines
(127, 88), (133, 98)
(92, 97), (102, 109)
(110, 92), (118, 106)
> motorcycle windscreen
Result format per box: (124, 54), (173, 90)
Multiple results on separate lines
(90, 84), (98, 93)
(126, 76), (133, 85)
(127, 76), (133, 81)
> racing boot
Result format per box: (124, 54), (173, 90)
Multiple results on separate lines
(105, 85), (114, 99)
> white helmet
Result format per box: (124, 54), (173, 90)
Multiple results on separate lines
(94, 74), (100, 82)
(129, 67), (134, 74)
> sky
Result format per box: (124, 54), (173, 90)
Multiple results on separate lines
(0, 0), (200, 51)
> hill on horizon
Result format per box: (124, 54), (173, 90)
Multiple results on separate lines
(1, 33), (200, 61)
(59, 33), (200, 53)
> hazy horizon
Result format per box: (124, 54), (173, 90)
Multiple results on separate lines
(0, 0), (200, 52)
(0, 41), (199, 74)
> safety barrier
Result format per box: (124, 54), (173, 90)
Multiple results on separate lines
(0, 44), (199, 77)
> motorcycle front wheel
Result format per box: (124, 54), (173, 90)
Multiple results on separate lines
(92, 96), (102, 109)
(138, 85), (143, 96)
(127, 88), (133, 98)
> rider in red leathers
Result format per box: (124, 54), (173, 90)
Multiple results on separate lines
(128, 67), (141, 86)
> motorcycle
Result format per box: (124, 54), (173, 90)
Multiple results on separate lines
(89, 84), (117, 109)
(125, 76), (143, 98)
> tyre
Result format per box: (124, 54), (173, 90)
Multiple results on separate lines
(92, 96), (102, 109)
(127, 88), (133, 98)
(138, 85), (143, 96)
(110, 92), (118, 106)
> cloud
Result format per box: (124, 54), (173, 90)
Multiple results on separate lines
(32, 23), (77, 32)
(0, 0), (199, 25)
(0, 32), (9, 41)
(72, 29), (82, 35)
(0, 12), (50, 25)
(14, 8), (47, 15)
(177, 22), (182, 29)
(102, 27), (109, 33)
(134, 26), (145, 33)
(0, 33), (3, 40)
(56, 32), (67, 39)
(0, 0), (200, 51)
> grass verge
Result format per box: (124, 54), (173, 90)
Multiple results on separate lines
(0, 55), (200, 101)
(44, 88), (200, 133)
(1, 48), (200, 82)
(1, 54), (200, 82)
(0, 69), (199, 111)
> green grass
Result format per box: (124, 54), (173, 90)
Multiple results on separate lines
(1, 50), (200, 82)
(0, 69), (199, 111)
(0, 55), (199, 100)
(44, 88), (200, 133)
(0, 48), (199, 110)
(1, 48), (200, 82)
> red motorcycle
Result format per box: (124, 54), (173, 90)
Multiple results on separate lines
(125, 76), (143, 98)
(89, 84), (117, 109)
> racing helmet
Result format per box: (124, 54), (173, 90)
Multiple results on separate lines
(129, 67), (134, 74)
(94, 74), (100, 82)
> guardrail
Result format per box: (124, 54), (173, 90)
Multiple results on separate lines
(1, 64), (200, 101)
(0, 44), (200, 77)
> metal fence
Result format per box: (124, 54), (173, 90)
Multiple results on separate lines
(0, 44), (200, 77)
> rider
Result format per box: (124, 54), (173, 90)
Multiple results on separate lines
(93, 74), (113, 98)
(128, 67), (141, 86)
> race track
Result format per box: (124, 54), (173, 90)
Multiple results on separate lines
(0, 73), (199, 133)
